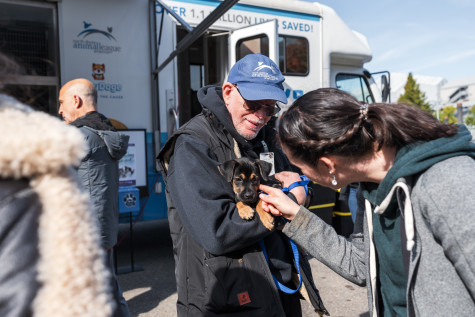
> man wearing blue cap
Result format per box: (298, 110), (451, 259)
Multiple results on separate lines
(158, 54), (327, 317)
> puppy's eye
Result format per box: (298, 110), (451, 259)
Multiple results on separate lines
(234, 177), (243, 183)
(251, 179), (259, 185)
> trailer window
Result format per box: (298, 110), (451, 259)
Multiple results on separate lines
(190, 64), (204, 91)
(278, 36), (308, 75)
(0, 1), (59, 114)
(336, 74), (374, 103)
(236, 35), (269, 61)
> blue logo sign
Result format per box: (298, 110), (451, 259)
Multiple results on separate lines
(123, 193), (137, 208)
(73, 21), (121, 54)
(77, 21), (116, 41)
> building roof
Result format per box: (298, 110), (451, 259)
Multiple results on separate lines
(442, 75), (475, 89)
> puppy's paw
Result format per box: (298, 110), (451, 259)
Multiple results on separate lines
(236, 202), (255, 220)
(259, 211), (275, 230)
(256, 201), (275, 230)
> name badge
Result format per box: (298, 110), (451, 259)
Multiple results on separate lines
(260, 152), (275, 176)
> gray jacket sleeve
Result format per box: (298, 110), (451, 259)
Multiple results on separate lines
(282, 206), (367, 286)
(0, 180), (40, 317)
(414, 156), (475, 299)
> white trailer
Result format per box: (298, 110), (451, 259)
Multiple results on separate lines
(0, 0), (389, 221)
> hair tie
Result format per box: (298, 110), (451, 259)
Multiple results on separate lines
(360, 104), (369, 120)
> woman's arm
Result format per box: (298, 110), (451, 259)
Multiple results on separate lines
(259, 184), (367, 285)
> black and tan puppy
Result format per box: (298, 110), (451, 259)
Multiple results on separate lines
(218, 157), (280, 230)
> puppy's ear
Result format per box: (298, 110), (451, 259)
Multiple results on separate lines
(217, 160), (237, 183)
(256, 160), (273, 181)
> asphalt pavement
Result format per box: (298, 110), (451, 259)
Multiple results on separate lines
(115, 219), (369, 317)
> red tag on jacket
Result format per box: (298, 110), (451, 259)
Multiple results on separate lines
(237, 291), (251, 305)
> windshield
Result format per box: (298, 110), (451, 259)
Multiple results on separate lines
(336, 73), (374, 103)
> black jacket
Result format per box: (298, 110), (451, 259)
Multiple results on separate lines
(158, 86), (327, 316)
(0, 179), (40, 317)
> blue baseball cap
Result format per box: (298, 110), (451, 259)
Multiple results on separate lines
(227, 53), (287, 104)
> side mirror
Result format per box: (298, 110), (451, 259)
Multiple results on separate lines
(381, 75), (390, 102)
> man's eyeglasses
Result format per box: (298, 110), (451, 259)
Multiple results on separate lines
(234, 85), (281, 116)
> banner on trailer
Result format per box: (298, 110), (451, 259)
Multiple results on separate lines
(160, 0), (320, 34)
(60, 0), (152, 131)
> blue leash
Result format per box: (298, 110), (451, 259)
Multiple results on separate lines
(259, 238), (302, 294)
(260, 175), (310, 196)
(281, 175), (310, 195)
(259, 175), (310, 294)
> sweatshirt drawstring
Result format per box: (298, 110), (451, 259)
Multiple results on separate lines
(365, 199), (379, 316)
(373, 181), (415, 251)
(365, 180), (415, 317)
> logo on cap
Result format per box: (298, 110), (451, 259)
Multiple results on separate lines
(253, 62), (276, 73)
(252, 62), (279, 81)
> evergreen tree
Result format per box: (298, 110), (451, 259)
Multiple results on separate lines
(398, 73), (432, 113)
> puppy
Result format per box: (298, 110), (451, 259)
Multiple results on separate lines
(217, 157), (280, 230)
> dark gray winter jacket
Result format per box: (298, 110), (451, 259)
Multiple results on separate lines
(73, 112), (129, 249)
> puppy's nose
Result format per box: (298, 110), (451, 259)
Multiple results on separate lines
(243, 192), (254, 200)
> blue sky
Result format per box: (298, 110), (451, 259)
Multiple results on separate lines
(305, 0), (475, 82)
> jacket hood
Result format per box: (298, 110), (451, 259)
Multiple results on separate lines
(367, 124), (475, 205)
(71, 111), (129, 160)
(70, 111), (116, 131)
(198, 85), (258, 158)
(81, 127), (129, 160)
(197, 85), (243, 142)
(96, 129), (129, 160)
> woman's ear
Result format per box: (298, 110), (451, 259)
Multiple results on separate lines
(319, 156), (336, 174)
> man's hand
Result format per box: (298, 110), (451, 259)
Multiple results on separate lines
(274, 171), (307, 206)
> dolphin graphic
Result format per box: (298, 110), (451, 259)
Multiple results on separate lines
(77, 28), (116, 41)
(253, 62), (276, 74)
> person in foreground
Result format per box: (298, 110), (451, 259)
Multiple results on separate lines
(0, 53), (114, 316)
(158, 54), (327, 316)
(259, 88), (475, 317)
(58, 78), (130, 317)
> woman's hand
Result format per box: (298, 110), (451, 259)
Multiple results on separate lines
(259, 184), (301, 221)
(274, 171), (307, 206)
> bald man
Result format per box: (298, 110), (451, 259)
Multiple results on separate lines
(59, 79), (131, 317)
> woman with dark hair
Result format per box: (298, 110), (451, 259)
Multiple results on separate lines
(259, 88), (475, 317)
